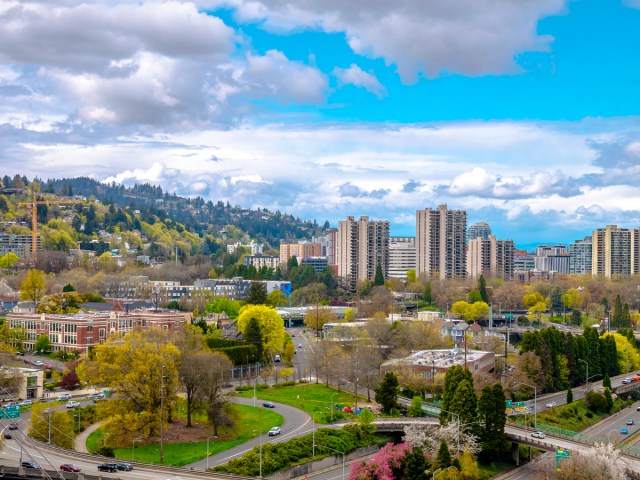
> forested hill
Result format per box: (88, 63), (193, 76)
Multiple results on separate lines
(2, 175), (329, 248)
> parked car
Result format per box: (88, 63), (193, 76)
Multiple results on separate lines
(8, 422), (19, 430)
(60, 464), (81, 472)
(531, 431), (545, 439)
(274, 354), (281, 362)
(621, 428), (629, 434)
(38, 397), (47, 403)
(31, 360), (43, 367)
(66, 401), (80, 409)
(545, 401), (556, 408)
(4, 432), (11, 439)
(636, 405), (640, 412)
(627, 419), (635, 425)
(21, 461), (39, 469)
(44, 364), (54, 370)
(57, 393), (71, 401)
(19, 399), (32, 406)
(93, 393), (105, 401)
(116, 463), (133, 471)
(15, 351), (24, 356)
(263, 401), (276, 408)
(97, 463), (119, 472)
(623, 377), (632, 384)
(268, 427), (281, 436)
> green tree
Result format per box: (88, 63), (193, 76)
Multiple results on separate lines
(407, 396), (423, 417)
(478, 274), (489, 303)
(612, 295), (623, 329)
(441, 365), (473, 425)
(450, 379), (477, 427)
(404, 446), (429, 480)
(604, 387), (613, 413)
(374, 263), (385, 286)
(423, 281), (432, 304)
(34, 334), (51, 353)
(266, 289), (287, 307)
(375, 372), (400, 414)
(570, 309), (582, 326)
(62, 283), (76, 292)
(566, 388), (573, 404)
(550, 287), (563, 317)
(0, 253), (19, 268)
(603, 373), (611, 389)
(20, 269), (46, 305)
(244, 317), (264, 361)
(435, 439), (452, 469)
(477, 383), (506, 458)
(29, 404), (74, 448)
(236, 305), (285, 355)
(286, 255), (298, 271)
(468, 290), (482, 304)
(247, 281), (268, 305)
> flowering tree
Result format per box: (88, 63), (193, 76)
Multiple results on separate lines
(403, 422), (481, 457)
(550, 443), (624, 480)
(349, 442), (412, 480)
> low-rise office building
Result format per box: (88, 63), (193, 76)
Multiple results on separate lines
(380, 348), (495, 379)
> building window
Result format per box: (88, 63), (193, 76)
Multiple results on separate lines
(99, 329), (105, 338)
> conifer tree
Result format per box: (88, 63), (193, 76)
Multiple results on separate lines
(435, 439), (452, 469)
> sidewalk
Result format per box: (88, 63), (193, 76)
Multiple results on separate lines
(74, 421), (104, 453)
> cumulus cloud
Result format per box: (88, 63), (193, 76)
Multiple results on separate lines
(334, 64), (386, 98)
(338, 182), (390, 199)
(221, 0), (567, 82)
(402, 179), (423, 193)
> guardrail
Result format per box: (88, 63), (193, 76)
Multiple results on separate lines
(26, 437), (253, 480)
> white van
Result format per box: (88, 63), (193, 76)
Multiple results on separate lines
(274, 354), (281, 362)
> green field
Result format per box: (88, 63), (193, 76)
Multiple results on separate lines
(86, 403), (283, 466)
(234, 383), (370, 422)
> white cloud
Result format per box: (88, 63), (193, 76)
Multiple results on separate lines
(218, 0), (567, 82)
(334, 64), (386, 98)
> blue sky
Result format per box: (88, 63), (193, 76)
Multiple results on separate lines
(2, 0), (640, 248)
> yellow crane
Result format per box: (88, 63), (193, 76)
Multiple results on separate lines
(17, 194), (84, 257)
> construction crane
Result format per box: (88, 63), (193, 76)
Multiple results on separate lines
(17, 194), (84, 257)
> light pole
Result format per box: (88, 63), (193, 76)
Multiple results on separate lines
(206, 435), (216, 470)
(47, 392), (51, 444)
(579, 359), (589, 389)
(438, 408), (460, 457)
(512, 381), (537, 430)
(252, 429), (263, 478)
(159, 364), (165, 464)
(253, 377), (258, 408)
(330, 393), (338, 423)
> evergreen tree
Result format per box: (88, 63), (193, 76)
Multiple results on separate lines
(603, 373), (611, 389)
(477, 383), (506, 458)
(375, 372), (400, 414)
(468, 290), (482, 303)
(62, 283), (75, 292)
(423, 281), (432, 305)
(612, 295), (623, 328)
(246, 282), (268, 305)
(550, 287), (563, 317)
(570, 309), (582, 326)
(287, 255), (299, 271)
(404, 446), (429, 480)
(622, 303), (631, 329)
(604, 388), (613, 413)
(441, 365), (473, 424)
(374, 263), (385, 286)
(566, 388), (573, 404)
(450, 379), (477, 429)
(244, 317), (264, 361)
(435, 440), (452, 469)
(478, 274), (489, 303)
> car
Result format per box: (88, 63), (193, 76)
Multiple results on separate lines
(531, 431), (545, 439)
(291, 333), (296, 337)
(60, 464), (81, 472)
(93, 393), (106, 401)
(15, 351), (24, 356)
(4, 401), (17, 407)
(621, 428), (629, 434)
(31, 360), (43, 367)
(38, 397), (47, 403)
(637, 405), (640, 412)
(21, 461), (39, 469)
(623, 377), (632, 384)
(627, 419), (635, 425)
(3, 432), (11, 439)
(97, 463), (119, 472)
(8, 422), (19, 430)
(19, 399), (32, 406)
(263, 401), (276, 408)
(44, 364), (54, 370)
(268, 427), (281, 436)
(274, 354), (281, 362)
(66, 401), (80, 409)
(545, 401), (556, 408)
(57, 393), (71, 401)
(116, 463), (133, 471)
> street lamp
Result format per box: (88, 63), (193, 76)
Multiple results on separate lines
(579, 359), (589, 389)
(316, 444), (345, 479)
(253, 377), (259, 408)
(252, 429), (263, 479)
(438, 408), (460, 457)
(206, 435), (217, 470)
(512, 381), (537, 430)
(330, 393), (339, 423)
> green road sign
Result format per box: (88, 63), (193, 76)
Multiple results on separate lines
(556, 449), (570, 470)
(515, 401), (526, 412)
(505, 399), (513, 414)
(6, 405), (20, 419)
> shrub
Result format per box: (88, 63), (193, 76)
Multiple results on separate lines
(94, 446), (114, 457)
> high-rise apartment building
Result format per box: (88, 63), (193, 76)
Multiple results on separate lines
(467, 235), (514, 280)
(591, 225), (640, 278)
(467, 222), (492, 241)
(416, 204), (467, 280)
(336, 216), (390, 291)
(569, 236), (592, 275)
(388, 237), (416, 279)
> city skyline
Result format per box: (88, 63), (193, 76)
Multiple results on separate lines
(2, 1), (640, 245)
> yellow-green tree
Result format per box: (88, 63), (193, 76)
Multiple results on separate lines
(303, 307), (337, 332)
(606, 333), (640, 373)
(77, 330), (181, 447)
(29, 403), (74, 448)
(237, 305), (285, 354)
(562, 288), (583, 311)
(0, 253), (19, 268)
(523, 292), (545, 307)
(20, 269), (46, 305)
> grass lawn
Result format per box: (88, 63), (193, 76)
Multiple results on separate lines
(86, 403), (283, 466)
(234, 383), (371, 423)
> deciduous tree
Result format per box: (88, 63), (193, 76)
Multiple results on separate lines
(375, 372), (400, 414)
(20, 269), (46, 305)
(236, 305), (285, 355)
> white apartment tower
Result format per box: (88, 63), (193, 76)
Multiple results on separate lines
(388, 237), (416, 279)
(336, 216), (390, 291)
(592, 225), (640, 278)
(467, 235), (514, 280)
(416, 204), (467, 280)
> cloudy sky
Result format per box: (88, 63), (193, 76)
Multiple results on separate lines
(2, 0), (640, 247)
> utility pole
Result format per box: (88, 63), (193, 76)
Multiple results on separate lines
(159, 364), (165, 464)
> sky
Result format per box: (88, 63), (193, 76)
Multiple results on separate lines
(2, 0), (640, 248)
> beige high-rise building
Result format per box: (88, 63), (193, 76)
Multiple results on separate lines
(416, 204), (467, 280)
(592, 225), (640, 278)
(467, 235), (514, 280)
(279, 242), (323, 266)
(336, 216), (390, 291)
